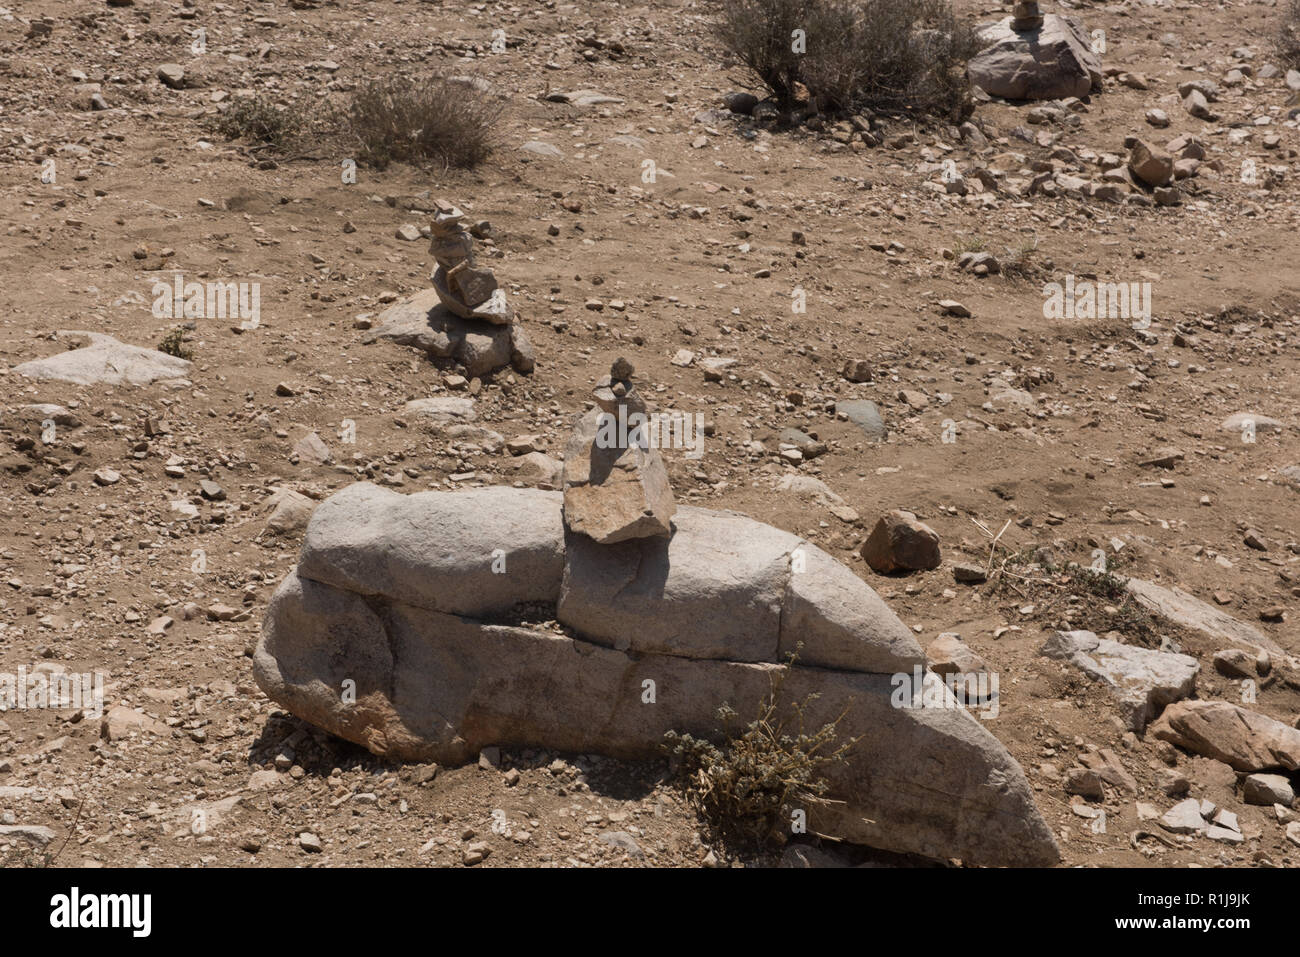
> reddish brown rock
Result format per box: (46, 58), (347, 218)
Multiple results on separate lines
(1149, 700), (1300, 772)
(860, 510), (941, 573)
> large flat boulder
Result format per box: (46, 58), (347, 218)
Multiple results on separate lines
(257, 569), (1058, 866)
(15, 330), (192, 387)
(561, 504), (923, 671)
(298, 483), (566, 617)
(559, 510), (790, 662)
(255, 483), (1059, 867)
(968, 14), (1102, 102)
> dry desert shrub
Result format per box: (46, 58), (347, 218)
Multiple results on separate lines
(711, 0), (980, 119)
(663, 659), (858, 849)
(1278, 0), (1300, 68)
(213, 94), (308, 150)
(157, 327), (194, 360)
(342, 73), (502, 170)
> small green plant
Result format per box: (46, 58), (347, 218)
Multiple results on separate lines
(1065, 563), (1127, 602)
(991, 545), (1159, 642)
(953, 234), (987, 255)
(663, 659), (857, 850)
(343, 73), (501, 170)
(158, 327), (193, 360)
(214, 95), (307, 150)
(2, 845), (53, 868)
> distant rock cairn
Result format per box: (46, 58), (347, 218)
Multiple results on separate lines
(429, 200), (511, 325)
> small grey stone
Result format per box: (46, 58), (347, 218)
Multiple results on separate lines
(952, 562), (988, 584)
(1243, 773), (1295, 807)
(836, 400), (886, 440)
(597, 830), (644, 858)
(157, 63), (185, 89)
(1158, 798), (1206, 834)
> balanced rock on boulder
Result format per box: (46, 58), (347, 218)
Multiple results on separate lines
(254, 481), (1059, 867)
(561, 358), (676, 544)
(968, 2), (1103, 102)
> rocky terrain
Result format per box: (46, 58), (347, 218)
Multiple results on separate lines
(1, 0), (1299, 869)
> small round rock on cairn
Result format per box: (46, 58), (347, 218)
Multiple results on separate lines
(561, 358), (677, 544)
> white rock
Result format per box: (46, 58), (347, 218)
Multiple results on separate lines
(15, 331), (191, 387)
(1040, 630), (1198, 731)
(1158, 798), (1205, 834)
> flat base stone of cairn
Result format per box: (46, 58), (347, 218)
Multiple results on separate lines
(968, 13), (1102, 101)
(561, 358), (676, 544)
(562, 408), (676, 544)
(362, 288), (533, 378)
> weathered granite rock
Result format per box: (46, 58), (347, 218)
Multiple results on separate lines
(968, 14), (1103, 101)
(3, 403), (81, 429)
(1150, 700), (1300, 772)
(297, 483), (566, 618)
(254, 483), (1059, 866)
(1243, 773), (1295, 807)
(559, 508), (791, 662)
(836, 399), (886, 439)
(262, 487), (316, 536)
(1212, 648), (1256, 679)
(403, 396), (478, 425)
(1128, 140), (1175, 187)
(928, 634), (990, 678)
(1124, 578), (1288, 659)
(513, 451), (563, 489)
(1078, 746), (1138, 792)
(560, 506), (923, 672)
(1041, 629), (1198, 731)
(1159, 798), (1206, 834)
